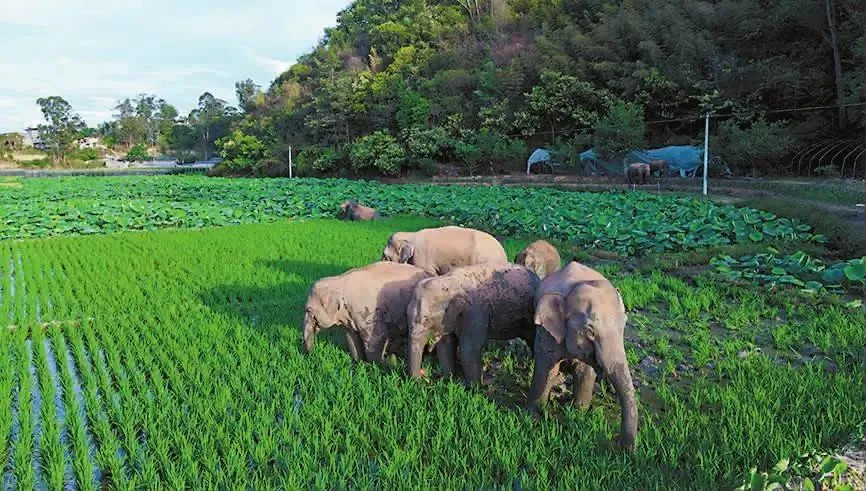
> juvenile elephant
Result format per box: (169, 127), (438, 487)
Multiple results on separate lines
(514, 240), (561, 279)
(528, 261), (638, 452)
(382, 226), (507, 275)
(626, 163), (650, 184)
(649, 159), (669, 176)
(303, 262), (432, 362)
(340, 200), (380, 221)
(406, 263), (540, 384)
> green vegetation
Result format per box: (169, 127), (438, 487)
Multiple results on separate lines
(222, 0), (863, 177)
(0, 177), (824, 254)
(26, 0), (864, 176)
(124, 143), (151, 162)
(35, 96), (86, 164)
(712, 249), (866, 293)
(735, 194), (863, 262)
(0, 216), (861, 488)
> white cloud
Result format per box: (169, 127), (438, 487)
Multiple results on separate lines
(252, 54), (294, 76)
(0, 0), (353, 132)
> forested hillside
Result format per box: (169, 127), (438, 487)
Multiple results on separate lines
(219, 0), (864, 177)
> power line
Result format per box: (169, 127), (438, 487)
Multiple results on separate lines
(510, 101), (866, 138)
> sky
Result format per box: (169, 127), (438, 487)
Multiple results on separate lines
(0, 0), (352, 132)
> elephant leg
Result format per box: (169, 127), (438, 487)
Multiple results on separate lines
(457, 309), (487, 386)
(435, 334), (457, 378)
(345, 329), (363, 362)
(571, 360), (597, 408)
(527, 354), (562, 413)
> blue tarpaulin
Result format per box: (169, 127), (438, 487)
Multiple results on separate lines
(526, 148), (552, 174)
(580, 146), (705, 177)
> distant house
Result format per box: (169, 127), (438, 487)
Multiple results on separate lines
(78, 137), (104, 150)
(22, 127), (42, 148)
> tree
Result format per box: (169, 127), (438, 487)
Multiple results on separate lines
(188, 92), (237, 160)
(235, 79), (262, 114)
(36, 96), (86, 163)
(523, 72), (613, 139)
(216, 130), (266, 170)
(716, 119), (794, 177)
(593, 102), (646, 161)
(113, 98), (144, 149)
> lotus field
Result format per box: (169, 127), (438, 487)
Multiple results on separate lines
(0, 176), (862, 488)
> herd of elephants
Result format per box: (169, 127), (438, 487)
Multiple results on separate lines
(303, 201), (638, 452)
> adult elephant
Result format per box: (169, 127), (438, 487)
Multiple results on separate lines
(303, 262), (432, 362)
(340, 200), (380, 221)
(527, 261), (637, 452)
(649, 159), (669, 176)
(381, 226), (507, 275)
(626, 163), (650, 184)
(406, 263), (540, 384)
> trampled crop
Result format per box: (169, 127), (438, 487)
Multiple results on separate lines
(0, 218), (861, 488)
(0, 176), (822, 253)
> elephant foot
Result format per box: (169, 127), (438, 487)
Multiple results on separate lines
(616, 434), (636, 454)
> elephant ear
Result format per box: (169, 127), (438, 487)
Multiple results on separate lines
(535, 294), (566, 344)
(398, 241), (414, 263)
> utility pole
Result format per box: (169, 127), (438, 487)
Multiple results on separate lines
(702, 113), (710, 196)
(288, 145), (293, 178)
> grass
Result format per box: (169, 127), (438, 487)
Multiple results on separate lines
(0, 217), (861, 488)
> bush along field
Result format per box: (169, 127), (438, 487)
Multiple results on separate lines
(0, 180), (862, 488)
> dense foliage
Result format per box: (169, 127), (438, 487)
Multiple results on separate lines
(0, 176), (824, 255)
(228, 0), (863, 176)
(0, 218), (861, 488)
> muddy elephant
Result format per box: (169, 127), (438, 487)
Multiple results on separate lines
(382, 226), (507, 275)
(626, 163), (650, 184)
(340, 200), (380, 221)
(649, 159), (669, 177)
(406, 263), (540, 384)
(303, 262), (432, 362)
(527, 261), (637, 452)
(514, 240), (561, 279)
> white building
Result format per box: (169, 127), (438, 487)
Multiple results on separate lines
(22, 127), (42, 148)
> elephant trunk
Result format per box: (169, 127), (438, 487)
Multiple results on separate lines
(303, 312), (316, 353)
(607, 357), (638, 453)
(408, 335), (425, 377)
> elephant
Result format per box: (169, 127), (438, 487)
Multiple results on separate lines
(406, 263), (540, 384)
(626, 163), (650, 184)
(340, 200), (380, 221)
(527, 261), (638, 452)
(514, 240), (561, 279)
(649, 159), (669, 177)
(303, 261), (433, 362)
(382, 226), (508, 275)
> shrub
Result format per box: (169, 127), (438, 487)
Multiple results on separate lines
(349, 131), (404, 175)
(401, 126), (453, 160)
(295, 146), (346, 175)
(125, 144), (151, 161)
(216, 130), (266, 171)
(716, 119), (794, 176)
(69, 147), (100, 161)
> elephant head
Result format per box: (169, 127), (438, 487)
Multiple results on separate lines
(382, 232), (414, 263)
(302, 280), (346, 353)
(534, 281), (637, 452)
(339, 200), (356, 217)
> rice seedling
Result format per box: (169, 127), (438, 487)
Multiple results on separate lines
(0, 204), (860, 488)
